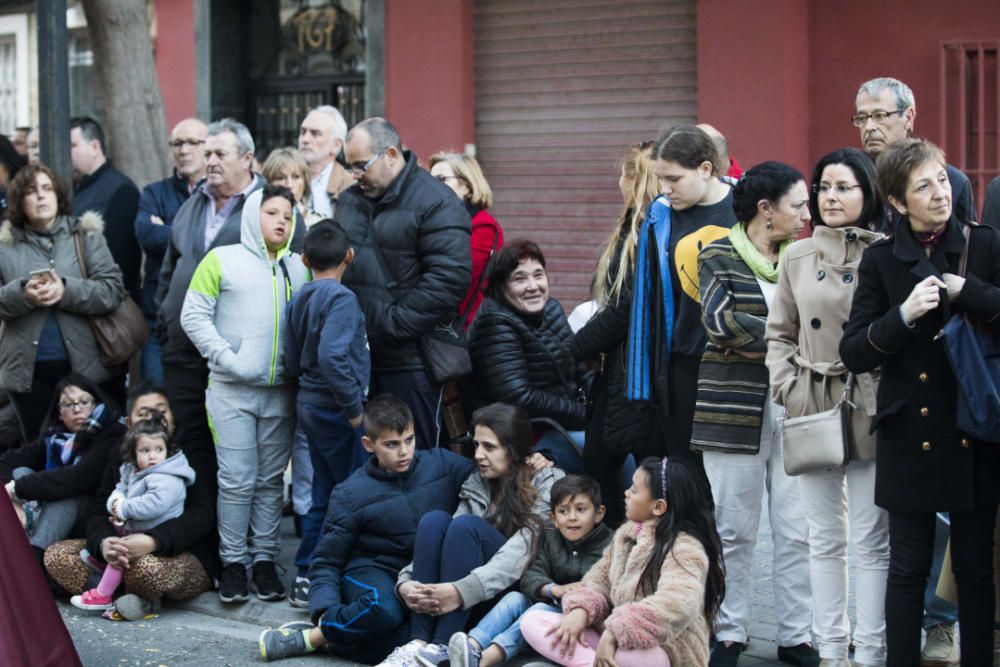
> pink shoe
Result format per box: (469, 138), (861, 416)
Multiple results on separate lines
(70, 588), (114, 611)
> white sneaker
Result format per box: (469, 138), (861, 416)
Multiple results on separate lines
(377, 640), (425, 667)
(921, 623), (960, 666)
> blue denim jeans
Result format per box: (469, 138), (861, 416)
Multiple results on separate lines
(534, 428), (586, 475)
(410, 511), (508, 644)
(922, 512), (959, 627)
(468, 591), (559, 659)
(140, 317), (164, 384)
(294, 402), (366, 576)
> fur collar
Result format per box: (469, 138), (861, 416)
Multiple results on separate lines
(0, 211), (104, 246)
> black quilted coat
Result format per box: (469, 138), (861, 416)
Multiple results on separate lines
(464, 296), (588, 429)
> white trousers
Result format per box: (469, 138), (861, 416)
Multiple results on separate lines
(797, 460), (888, 664)
(703, 400), (813, 646)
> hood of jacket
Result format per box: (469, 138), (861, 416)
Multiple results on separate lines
(240, 189), (296, 261)
(812, 224), (883, 267)
(128, 451), (196, 486)
(0, 211), (104, 246)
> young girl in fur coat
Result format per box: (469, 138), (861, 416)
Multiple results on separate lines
(521, 457), (724, 666)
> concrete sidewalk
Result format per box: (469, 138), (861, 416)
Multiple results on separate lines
(62, 514), (801, 666)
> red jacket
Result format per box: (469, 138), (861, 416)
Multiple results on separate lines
(460, 208), (503, 329)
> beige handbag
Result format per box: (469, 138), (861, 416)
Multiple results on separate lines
(781, 373), (854, 476)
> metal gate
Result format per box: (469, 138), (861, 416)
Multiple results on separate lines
(247, 77), (364, 155)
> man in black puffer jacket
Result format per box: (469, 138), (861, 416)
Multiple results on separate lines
(336, 118), (471, 449)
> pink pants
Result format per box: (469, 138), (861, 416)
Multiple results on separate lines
(520, 609), (671, 667)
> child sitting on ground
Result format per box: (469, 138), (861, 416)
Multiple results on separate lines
(447, 474), (613, 667)
(284, 219), (370, 608)
(520, 457), (725, 667)
(257, 394), (475, 664)
(70, 417), (195, 611)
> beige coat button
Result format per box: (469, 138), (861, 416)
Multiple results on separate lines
(919, 407), (929, 417)
(919, 372), (929, 382)
(921, 441), (931, 451)
(961, 438), (970, 448)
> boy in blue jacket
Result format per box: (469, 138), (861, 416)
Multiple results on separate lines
(258, 394), (475, 663)
(284, 220), (371, 606)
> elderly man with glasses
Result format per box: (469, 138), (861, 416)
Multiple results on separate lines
(335, 117), (471, 451)
(854, 76), (976, 224)
(133, 118), (208, 383)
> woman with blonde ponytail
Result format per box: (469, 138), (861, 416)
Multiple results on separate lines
(570, 143), (660, 525)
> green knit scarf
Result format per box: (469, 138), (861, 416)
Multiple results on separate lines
(728, 223), (790, 283)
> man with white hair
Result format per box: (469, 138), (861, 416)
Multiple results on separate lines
(298, 105), (353, 218)
(854, 76), (975, 223)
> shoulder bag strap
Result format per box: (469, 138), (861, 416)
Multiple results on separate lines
(459, 226), (500, 322)
(73, 230), (89, 279)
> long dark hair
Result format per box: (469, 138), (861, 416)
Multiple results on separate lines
(469, 403), (545, 544)
(636, 457), (726, 627)
(39, 373), (115, 438)
(809, 147), (883, 231)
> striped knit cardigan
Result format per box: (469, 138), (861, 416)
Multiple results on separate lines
(690, 236), (771, 454)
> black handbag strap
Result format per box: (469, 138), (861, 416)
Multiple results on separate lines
(461, 226), (500, 322)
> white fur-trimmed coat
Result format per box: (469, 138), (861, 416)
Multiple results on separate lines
(561, 521), (711, 666)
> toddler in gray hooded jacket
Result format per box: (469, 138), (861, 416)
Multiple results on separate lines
(71, 418), (195, 611)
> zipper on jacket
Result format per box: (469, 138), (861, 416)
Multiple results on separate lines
(269, 265), (279, 386)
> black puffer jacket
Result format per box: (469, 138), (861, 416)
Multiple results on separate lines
(464, 296), (588, 429)
(335, 152), (471, 373)
(571, 233), (656, 455)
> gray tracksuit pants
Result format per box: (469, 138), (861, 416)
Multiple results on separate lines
(207, 380), (295, 566)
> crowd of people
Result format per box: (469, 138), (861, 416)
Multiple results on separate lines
(0, 74), (998, 667)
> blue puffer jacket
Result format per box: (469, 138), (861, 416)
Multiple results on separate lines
(134, 171), (195, 317)
(308, 448), (474, 622)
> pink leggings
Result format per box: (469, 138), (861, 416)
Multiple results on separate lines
(521, 609), (671, 667)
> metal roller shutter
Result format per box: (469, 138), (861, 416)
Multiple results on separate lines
(474, 0), (697, 308)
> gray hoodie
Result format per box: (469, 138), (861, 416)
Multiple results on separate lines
(180, 189), (309, 385)
(106, 451), (196, 533)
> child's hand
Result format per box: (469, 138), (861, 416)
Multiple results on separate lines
(545, 607), (588, 658)
(594, 630), (619, 667)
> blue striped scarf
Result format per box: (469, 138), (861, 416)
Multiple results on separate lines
(626, 196), (674, 401)
(44, 403), (108, 470)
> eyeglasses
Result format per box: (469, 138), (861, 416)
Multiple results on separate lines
(813, 183), (862, 195)
(348, 151), (384, 176)
(59, 398), (95, 412)
(851, 109), (906, 127)
(169, 138), (206, 149)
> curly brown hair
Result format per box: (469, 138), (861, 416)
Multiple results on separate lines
(7, 163), (72, 229)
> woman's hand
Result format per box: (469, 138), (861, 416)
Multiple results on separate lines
(399, 580), (437, 614)
(941, 273), (966, 300)
(526, 452), (554, 474)
(594, 630), (619, 667)
(422, 583), (463, 615)
(545, 607), (589, 658)
(25, 271), (64, 307)
(119, 533), (158, 560)
(900, 276), (946, 325)
(100, 536), (131, 570)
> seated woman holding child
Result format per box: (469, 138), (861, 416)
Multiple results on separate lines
(44, 383), (218, 618)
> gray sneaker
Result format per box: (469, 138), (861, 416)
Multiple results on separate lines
(448, 632), (482, 667)
(416, 643), (449, 667)
(922, 623), (960, 666)
(259, 627), (309, 662)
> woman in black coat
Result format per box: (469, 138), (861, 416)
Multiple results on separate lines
(840, 138), (1000, 667)
(464, 240), (589, 473)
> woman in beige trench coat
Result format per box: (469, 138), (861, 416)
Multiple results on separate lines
(765, 148), (889, 667)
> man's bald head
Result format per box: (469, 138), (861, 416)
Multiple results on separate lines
(170, 118), (209, 181)
(696, 123), (729, 174)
